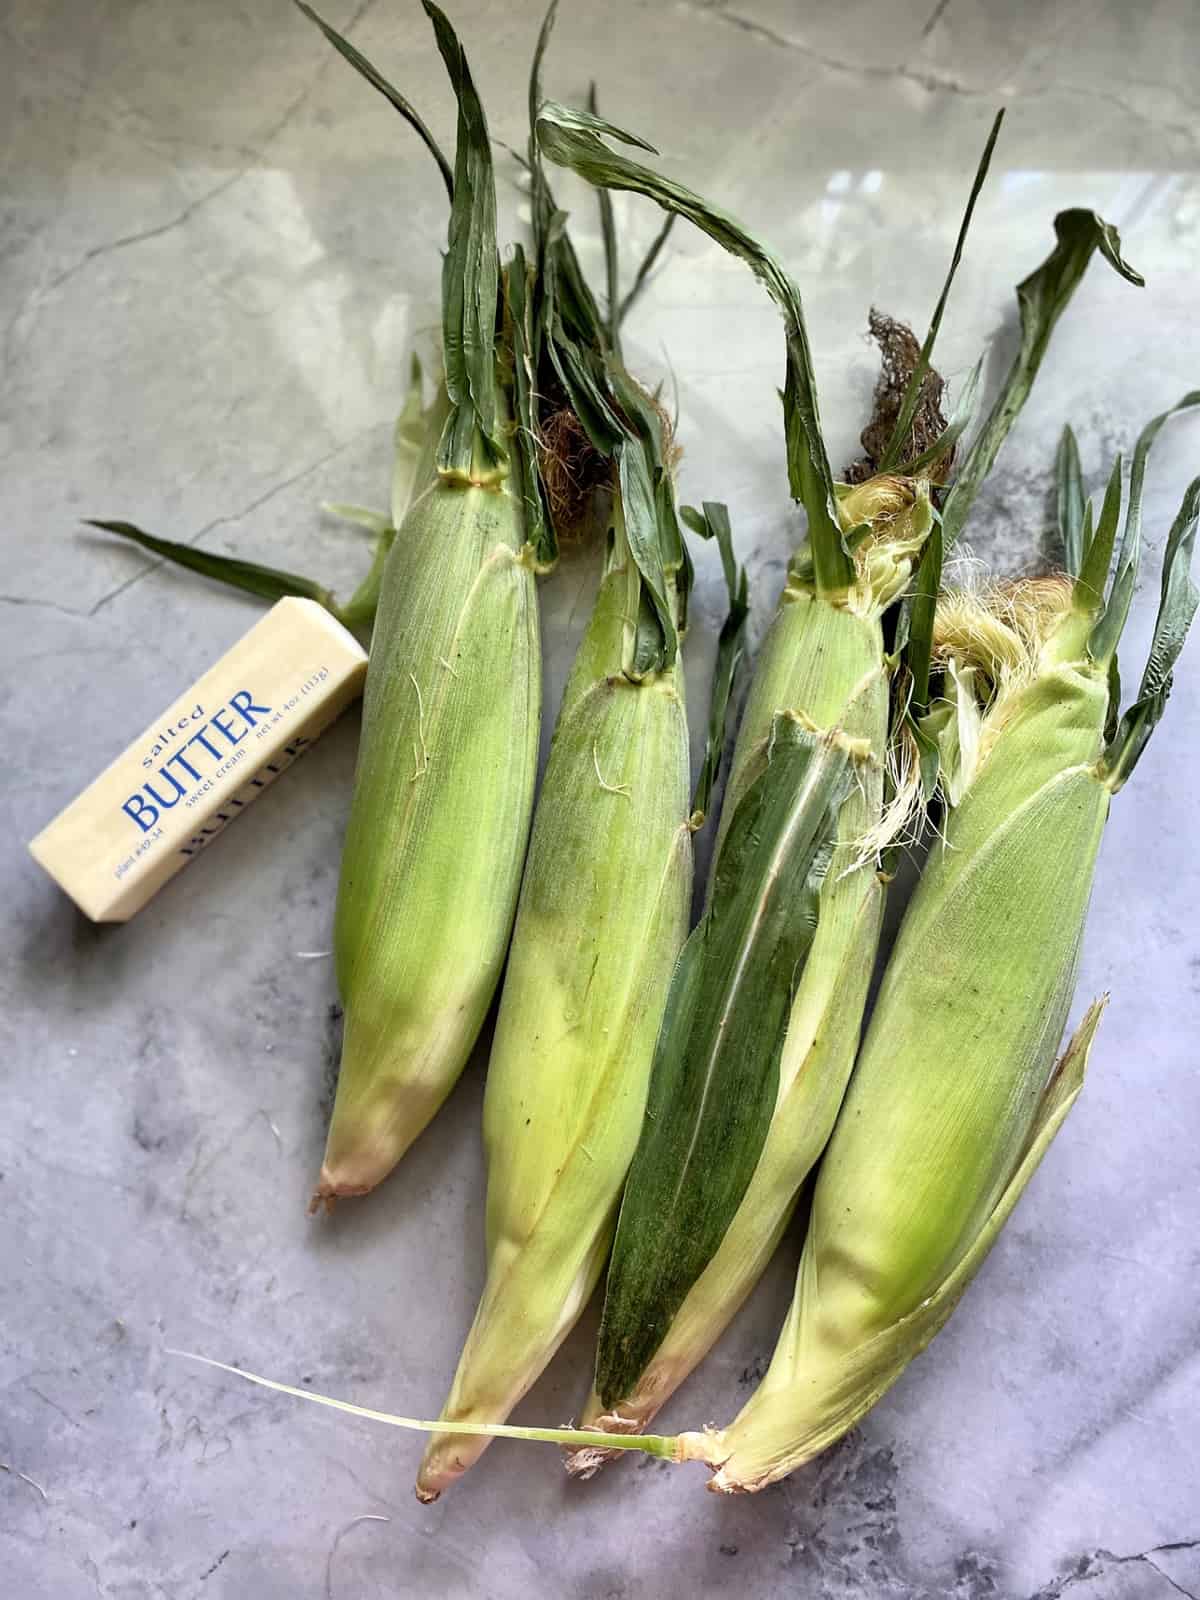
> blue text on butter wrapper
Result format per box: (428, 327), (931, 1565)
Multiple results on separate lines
(122, 690), (271, 832)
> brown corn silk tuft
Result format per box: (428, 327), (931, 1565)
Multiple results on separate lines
(845, 310), (951, 483)
(538, 406), (608, 539)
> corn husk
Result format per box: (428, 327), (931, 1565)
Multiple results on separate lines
(320, 463), (541, 1200)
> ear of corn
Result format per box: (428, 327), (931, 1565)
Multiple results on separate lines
(301, 4), (546, 1205)
(707, 1000), (1105, 1491)
(709, 396), (1199, 1492)
(321, 460), (540, 1202)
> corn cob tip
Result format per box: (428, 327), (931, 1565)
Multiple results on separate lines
(704, 1451), (795, 1495)
(307, 1164), (375, 1214)
(415, 1428), (494, 1501)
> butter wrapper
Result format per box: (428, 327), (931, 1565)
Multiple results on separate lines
(29, 597), (367, 921)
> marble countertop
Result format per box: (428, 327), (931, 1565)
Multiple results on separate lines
(3, 1), (1198, 1595)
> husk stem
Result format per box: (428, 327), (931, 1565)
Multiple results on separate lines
(172, 1351), (715, 1469)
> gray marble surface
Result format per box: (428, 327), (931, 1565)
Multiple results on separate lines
(3, 1), (1199, 1595)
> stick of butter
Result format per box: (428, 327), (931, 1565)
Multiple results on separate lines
(29, 596), (368, 922)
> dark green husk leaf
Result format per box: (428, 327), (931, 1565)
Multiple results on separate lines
(878, 109), (1004, 474)
(85, 518), (394, 639)
(1074, 454), (1124, 609)
(903, 356), (983, 478)
(1089, 390), (1200, 664)
(904, 515), (944, 721)
(587, 83), (622, 354)
(524, 37), (683, 666)
(527, 1), (558, 247)
(291, 0), (455, 200)
(682, 502), (750, 823)
(619, 213), (677, 327)
(423, 1), (506, 479)
(540, 212), (624, 454)
(595, 718), (854, 1406)
(609, 366), (685, 673)
(940, 209), (1144, 548)
(536, 101), (853, 597)
(1056, 423), (1086, 577)
(294, 2), (506, 481)
(526, 12), (608, 370)
(85, 519), (338, 612)
(1103, 476), (1200, 787)
(504, 246), (556, 565)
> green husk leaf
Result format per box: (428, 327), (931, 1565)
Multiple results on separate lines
(904, 515), (944, 718)
(291, 1), (455, 201)
(587, 83), (622, 354)
(1056, 423), (1086, 577)
(337, 527), (397, 632)
(1089, 390), (1200, 666)
(536, 100), (658, 154)
(526, 9), (608, 369)
(1073, 453), (1124, 610)
(903, 356), (983, 477)
(619, 213), (677, 327)
(683, 502), (750, 823)
(390, 351), (433, 529)
(912, 711), (942, 807)
(423, 0), (506, 480)
(595, 718), (854, 1408)
(536, 102), (852, 596)
(878, 109), (1003, 474)
(608, 365), (685, 674)
(940, 210), (1144, 548)
(323, 503), (392, 536)
(84, 520), (339, 614)
(504, 247), (556, 565)
(918, 657), (982, 807)
(527, 2), (558, 250)
(1103, 475), (1200, 788)
(1103, 649), (1123, 748)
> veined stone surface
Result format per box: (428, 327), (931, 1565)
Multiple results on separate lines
(2, 1), (1197, 1595)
